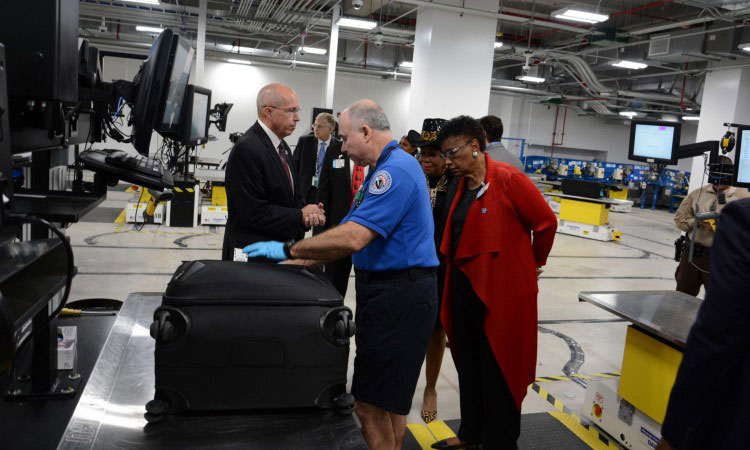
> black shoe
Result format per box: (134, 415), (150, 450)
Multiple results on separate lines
(430, 439), (481, 450)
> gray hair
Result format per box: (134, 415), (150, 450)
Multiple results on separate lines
(315, 112), (336, 129)
(345, 100), (390, 131)
(256, 83), (291, 115)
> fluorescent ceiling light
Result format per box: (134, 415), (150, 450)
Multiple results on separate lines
(400, 61), (413, 68)
(136, 26), (164, 34)
(299, 46), (327, 55)
(619, 111), (638, 118)
(337, 17), (377, 30)
(682, 116), (700, 121)
(227, 59), (252, 65)
(611, 60), (648, 70)
(123, 0), (160, 4)
(740, 44), (750, 52)
(552, 7), (609, 24)
(494, 41), (504, 49)
(517, 75), (545, 83)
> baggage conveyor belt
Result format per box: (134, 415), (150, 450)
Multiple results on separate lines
(56, 293), (368, 450)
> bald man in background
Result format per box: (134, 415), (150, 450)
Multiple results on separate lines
(222, 83), (326, 261)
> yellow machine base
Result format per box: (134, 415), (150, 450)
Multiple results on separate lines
(212, 185), (227, 206)
(608, 188), (628, 200)
(559, 198), (609, 226)
(619, 326), (683, 424)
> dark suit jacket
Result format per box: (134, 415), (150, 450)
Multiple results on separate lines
(315, 139), (350, 231)
(221, 121), (304, 260)
(661, 198), (750, 450)
(293, 133), (331, 205)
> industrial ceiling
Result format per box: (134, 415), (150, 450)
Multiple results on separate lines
(79, 0), (750, 117)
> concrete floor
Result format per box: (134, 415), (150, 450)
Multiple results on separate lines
(65, 187), (689, 438)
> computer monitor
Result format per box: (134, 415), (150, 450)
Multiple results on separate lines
(159, 38), (194, 136)
(179, 85), (211, 146)
(733, 126), (750, 189)
(130, 29), (194, 156)
(628, 120), (681, 165)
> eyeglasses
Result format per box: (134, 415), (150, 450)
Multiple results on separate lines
(266, 105), (301, 115)
(440, 141), (472, 160)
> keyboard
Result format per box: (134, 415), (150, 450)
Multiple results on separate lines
(104, 151), (164, 177)
(78, 149), (174, 191)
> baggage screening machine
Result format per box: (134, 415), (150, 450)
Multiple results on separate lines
(578, 291), (700, 450)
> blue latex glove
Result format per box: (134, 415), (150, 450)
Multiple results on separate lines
(243, 241), (286, 261)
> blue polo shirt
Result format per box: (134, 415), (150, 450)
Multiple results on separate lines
(342, 140), (439, 271)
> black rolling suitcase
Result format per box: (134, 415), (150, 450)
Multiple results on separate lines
(145, 260), (356, 423)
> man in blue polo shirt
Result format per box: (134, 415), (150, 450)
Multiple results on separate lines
(244, 99), (438, 450)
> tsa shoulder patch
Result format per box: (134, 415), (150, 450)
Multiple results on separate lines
(369, 170), (393, 195)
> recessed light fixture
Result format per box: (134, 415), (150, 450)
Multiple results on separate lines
(337, 17), (378, 30)
(400, 61), (413, 68)
(619, 111), (638, 118)
(299, 46), (327, 55)
(552, 7), (609, 24)
(227, 59), (252, 65)
(611, 60), (648, 70)
(682, 116), (700, 121)
(494, 41), (504, 49)
(136, 25), (165, 34)
(517, 75), (545, 83)
(124, 0), (160, 4)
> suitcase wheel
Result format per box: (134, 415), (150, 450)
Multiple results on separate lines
(333, 311), (356, 339)
(333, 393), (355, 415)
(144, 399), (168, 424)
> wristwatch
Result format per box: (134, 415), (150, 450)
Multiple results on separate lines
(283, 239), (296, 259)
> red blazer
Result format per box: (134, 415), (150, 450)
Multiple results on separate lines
(440, 154), (557, 411)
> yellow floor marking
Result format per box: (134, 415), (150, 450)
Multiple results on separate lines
(406, 423), (437, 450)
(549, 411), (618, 449)
(114, 208), (127, 225)
(426, 420), (457, 442)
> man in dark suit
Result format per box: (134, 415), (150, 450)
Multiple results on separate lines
(316, 128), (366, 296)
(293, 112), (337, 207)
(657, 198), (750, 450)
(221, 83), (325, 261)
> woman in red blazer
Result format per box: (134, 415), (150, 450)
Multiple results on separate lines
(431, 116), (557, 450)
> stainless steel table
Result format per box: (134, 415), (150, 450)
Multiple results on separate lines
(57, 293), (367, 450)
(578, 290), (703, 348)
(544, 192), (632, 207)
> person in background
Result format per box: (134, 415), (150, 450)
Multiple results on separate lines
(478, 115), (524, 173)
(293, 112), (338, 209)
(657, 198), (750, 450)
(222, 83), (325, 261)
(316, 122), (368, 296)
(431, 116), (557, 450)
(399, 129), (422, 157)
(244, 100), (438, 450)
(673, 156), (750, 295)
(414, 118), (455, 424)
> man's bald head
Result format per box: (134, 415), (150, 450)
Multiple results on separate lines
(338, 99), (394, 167)
(256, 83), (297, 114)
(341, 99), (390, 132)
(256, 83), (300, 139)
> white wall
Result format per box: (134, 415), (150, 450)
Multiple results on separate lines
(489, 93), (698, 171)
(97, 56), (411, 161)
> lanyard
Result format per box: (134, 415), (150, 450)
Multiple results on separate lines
(352, 144), (397, 210)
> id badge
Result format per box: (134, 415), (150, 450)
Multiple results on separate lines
(233, 248), (248, 262)
(333, 159), (345, 169)
(312, 176), (319, 188)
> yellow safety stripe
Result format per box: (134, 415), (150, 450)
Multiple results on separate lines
(406, 424), (437, 450)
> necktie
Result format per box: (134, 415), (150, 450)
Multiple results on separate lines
(351, 164), (365, 206)
(317, 142), (326, 177)
(278, 142), (293, 194)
